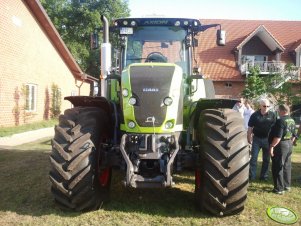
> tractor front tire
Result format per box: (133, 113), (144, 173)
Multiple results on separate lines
(195, 109), (249, 216)
(49, 107), (111, 211)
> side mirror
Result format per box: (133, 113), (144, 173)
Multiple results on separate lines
(90, 32), (99, 49)
(216, 29), (226, 46)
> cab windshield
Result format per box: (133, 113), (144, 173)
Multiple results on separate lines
(123, 26), (189, 74)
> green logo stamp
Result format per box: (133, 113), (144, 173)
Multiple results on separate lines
(267, 206), (298, 224)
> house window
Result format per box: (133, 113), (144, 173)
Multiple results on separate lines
(25, 84), (37, 111)
(242, 55), (269, 73)
(225, 82), (232, 88)
(242, 55), (268, 64)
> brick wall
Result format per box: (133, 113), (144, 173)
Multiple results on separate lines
(0, 0), (90, 127)
(214, 81), (245, 99)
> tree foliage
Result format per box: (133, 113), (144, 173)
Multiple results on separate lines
(40, 0), (130, 77)
(241, 67), (266, 99)
(50, 83), (62, 118)
(241, 65), (301, 106)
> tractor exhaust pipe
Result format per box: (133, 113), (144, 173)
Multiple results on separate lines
(100, 15), (111, 98)
(101, 15), (109, 43)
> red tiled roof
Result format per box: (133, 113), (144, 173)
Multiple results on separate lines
(197, 19), (301, 81)
(290, 39), (301, 52)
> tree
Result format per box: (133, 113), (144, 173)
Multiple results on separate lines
(50, 83), (62, 118)
(40, 0), (130, 77)
(241, 66), (266, 100)
(241, 65), (301, 106)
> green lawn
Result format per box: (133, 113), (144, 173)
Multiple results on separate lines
(0, 138), (300, 225)
(0, 119), (57, 137)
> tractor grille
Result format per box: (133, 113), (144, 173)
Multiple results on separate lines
(129, 65), (175, 127)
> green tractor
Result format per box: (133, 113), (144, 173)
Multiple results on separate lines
(49, 16), (249, 216)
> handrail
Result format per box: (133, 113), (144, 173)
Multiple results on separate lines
(240, 61), (300, 80)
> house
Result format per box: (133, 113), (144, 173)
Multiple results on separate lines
(2, 1), (301, 128)
(0, 0), (97, 127)
(197, 19), (301, 98)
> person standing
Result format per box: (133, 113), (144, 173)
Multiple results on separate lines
(243, 99), (255, 129)
(248, 98), (276, 181)
(269, 104), (296, 194)
(233, 97), (245, 118)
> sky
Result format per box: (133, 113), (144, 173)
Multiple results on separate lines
(128, 0), (301, 21)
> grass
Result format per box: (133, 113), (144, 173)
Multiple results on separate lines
(0, 119), (58, 137)
(0, 139), (300, 226)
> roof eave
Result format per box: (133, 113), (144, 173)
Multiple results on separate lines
(235, 25), (285, 52)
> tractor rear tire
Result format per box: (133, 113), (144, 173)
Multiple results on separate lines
(195, 109), (249, 216)
(49, 107), (111, 211)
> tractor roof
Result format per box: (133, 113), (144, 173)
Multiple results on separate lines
(113, 17), (201, 28)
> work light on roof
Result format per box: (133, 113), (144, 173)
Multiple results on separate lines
(130, 21), (136, 26)
(183, 21), (189, 26)
(123, 20), (128, 26)
(174, 21), (180, 26)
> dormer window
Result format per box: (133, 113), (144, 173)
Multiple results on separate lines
(235, 25), (285, 75)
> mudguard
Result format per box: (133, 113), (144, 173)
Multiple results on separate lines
(64, 96), (114, 135)
(65, 96), (112, 114)
(193, 98), (237, 129)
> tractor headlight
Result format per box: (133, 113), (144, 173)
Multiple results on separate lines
(163, 97), (173, 106)
(122, 88), (129, 97)
(129, 97), (137, 105)
(128, 121), (136, 129)
(165, 121), (174, 129)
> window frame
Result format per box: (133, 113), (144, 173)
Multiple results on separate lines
(25, 83), (38, 112)
(225, 82), (232, 88)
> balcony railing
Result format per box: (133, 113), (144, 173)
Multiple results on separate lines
(240, 61), (300, 80)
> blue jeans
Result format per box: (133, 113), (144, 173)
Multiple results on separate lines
(249, 136), (270, 180)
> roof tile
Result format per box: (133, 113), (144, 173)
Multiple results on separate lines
(198, 19), (301, 81)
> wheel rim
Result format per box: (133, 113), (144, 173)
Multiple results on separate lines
(195, 168), (201, 189)
(99, 168), (110, 186)
(97, 134), (111, 187)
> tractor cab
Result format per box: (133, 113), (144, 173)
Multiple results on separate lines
(112, 18), (225, 76)
(104, 18), (226, 134)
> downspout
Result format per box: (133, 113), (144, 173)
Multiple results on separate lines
(100, 15), (111, 98)
(75, 73), (87, 95)
(75, 80), (84, 96)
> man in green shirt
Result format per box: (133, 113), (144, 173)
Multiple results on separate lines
(268, 104), (296, 194)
